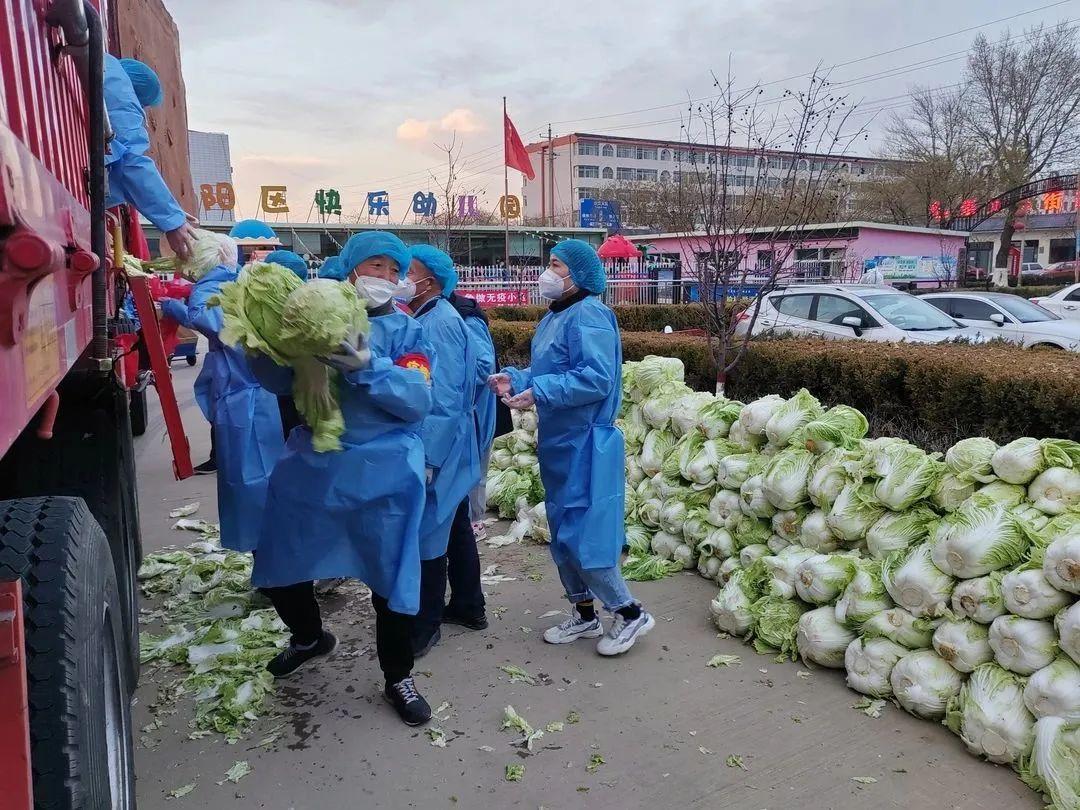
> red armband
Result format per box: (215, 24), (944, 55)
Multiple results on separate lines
(395, 352), (431, 382)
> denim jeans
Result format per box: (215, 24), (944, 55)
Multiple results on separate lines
(554, 555), (635, 612)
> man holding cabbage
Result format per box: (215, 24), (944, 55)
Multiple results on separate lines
(246, 232), (438, 727)
(405, 246), (485, 657)
(490, 239), (655, 656)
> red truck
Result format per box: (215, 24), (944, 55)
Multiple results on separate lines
(0, 2), (192, 806)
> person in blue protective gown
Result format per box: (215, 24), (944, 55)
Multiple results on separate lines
(158, 234), (285, 553)
(249, 231), (436, 726)
(490, 239), (654, 656)
(103, 55), (196, 261)
(318, 255), (344, 280)
(403, 247), (483, 657)
(264, 249), (309, 282)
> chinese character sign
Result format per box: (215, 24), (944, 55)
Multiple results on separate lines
(411, 192), (437, 218)
(199, 182), (235, 212)
(498, 195), (521, 219)
(315, 188), (342, 216)
(456, 195), (478, 218)
(259, 185), (289, 214)
(1042, 190), (1064, 214)
(458, 288), (530, 308)
(957, 198), (978, 217)
(367, 191), (390, 217)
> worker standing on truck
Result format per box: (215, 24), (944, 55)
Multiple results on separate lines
(404, 248), (483, 657)
(250, 232), (436, 727)
(492, 240), (655, 656)
(103, 55), (196, 260)
(159, 234), (285, 553)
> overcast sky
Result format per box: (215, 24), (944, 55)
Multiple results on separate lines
(165, 0), (1076, 222)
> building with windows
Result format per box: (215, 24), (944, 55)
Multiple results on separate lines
(968, 211), (1080, 273)
(523, 133), (894, 228)
(188, 129), (235, 223)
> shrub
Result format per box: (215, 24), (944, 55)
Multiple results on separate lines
(488, 302), (745, 332)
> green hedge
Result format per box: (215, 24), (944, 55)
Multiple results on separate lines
(487, 303), (750, 332)
(491, 321), (1080, 442)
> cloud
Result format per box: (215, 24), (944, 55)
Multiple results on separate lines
(396, 108), (486, 143)
(236, 153), (335, 168)
(396, 118), (434, 141)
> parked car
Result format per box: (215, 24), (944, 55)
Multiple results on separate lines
(735, 284), (984, 343)
(1030, 283), (1080, 321)
(923, 291), (1080, 351)
(1020, 262), (1045, 277)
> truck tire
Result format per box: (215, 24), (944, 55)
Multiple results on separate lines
(0, 375), (142, 684)
(0, 497), (137, 810)
(130, 387), (148, 436)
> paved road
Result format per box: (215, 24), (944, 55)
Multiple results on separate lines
(132, 358), (1040, 810)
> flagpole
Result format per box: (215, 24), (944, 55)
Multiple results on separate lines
(503, 96), (511, 272)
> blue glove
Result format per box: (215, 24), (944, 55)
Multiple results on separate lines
(159, 297), (187, 323)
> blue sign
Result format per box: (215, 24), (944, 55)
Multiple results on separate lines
(688, 284), (762, 302)
(579, 199), (621, 231)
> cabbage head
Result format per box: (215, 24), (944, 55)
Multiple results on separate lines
(716, 453), (765, 491)
(945, 662), (1034, 765)
(799, 405), (868, 454)
(808, 447), (861, 512)
(873, 446), (945, 512)
(865, 505), (938, 561)
(835, 558), (893, 628)
(278, 279), (369, 357)
(762, 448), (814, 511)
(931, 473), (976, 513)
(826, 482), (886, 543)
(930, 496), (1033, 578)
(882, 543), (955, 618)
(216, 261), (305, 364)
(699, 399), (743, 440)
(890, 650), (963, 720)
(945, 437), (999, 484)
(1020, 717), (1080, 810)
(845, 637), (908, 698)
(992, 438), (1080, 485)
(739, 395), (786, 437)
(764, 388), (823, 448)
(796, 606), (855, 668)
(751, 596), (808, 660)
(629, 355), (685, 400)
(669, 391), (716, 437)
(640, 430), (675, 476)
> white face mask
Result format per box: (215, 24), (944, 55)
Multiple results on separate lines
(394, 279), (418, 303)
(538, 268), (566, 301)
(354, 276), (399, 307)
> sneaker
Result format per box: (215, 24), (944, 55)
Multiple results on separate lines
(384, 677), (431, 726)
(542, 610), (603, 645)
(314, 577), (348, 595)
(266, 630), (338, 678)
(412, 626), (441, 659)
(442, 605), (488, 631)
(596, 610), (655, 656)
(471, 521), (487, 541)
(193, 459), (217, 475)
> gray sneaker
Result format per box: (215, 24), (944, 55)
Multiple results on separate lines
(542, 610), (604, 644)
(315, 577), (348, 595)
(596, 610), (655, 656)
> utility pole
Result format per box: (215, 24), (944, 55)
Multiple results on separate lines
(568, 135), (575, 229)
(503, 96), (510, 271)
(548, 124), (555, 227)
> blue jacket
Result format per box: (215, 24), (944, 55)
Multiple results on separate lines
(103, 53), (186, 232)
(250, 309), (434, 614)
(464, 317), (497, 457)
(504, 294), (624, 569)
(169, 266), (284, 552)
(414, 297), (482, 559)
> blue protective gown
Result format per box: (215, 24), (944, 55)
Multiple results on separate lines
(414, 297), (482, 560)
(504, 295), (624, 570)
(464, 317), (497, 456)
(103, 54), (186, 232)
(171, 266), (285, 553)
(250, 310), (434, 614)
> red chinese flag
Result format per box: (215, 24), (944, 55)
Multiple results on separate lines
(504, 113), (535, 180)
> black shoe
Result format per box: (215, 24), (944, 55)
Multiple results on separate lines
(412, 626), (441, 659)
(442, 606), (488, 631)
(384, 677), (431, 726)
(193, 459), (217, 475)
(266, 630), (337, 678)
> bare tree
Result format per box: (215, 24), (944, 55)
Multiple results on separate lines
(426, 133), (492, 260)
(860, 85), (992, 228)
(966, 22), (1080, 279)
(676, 66), (868, 394)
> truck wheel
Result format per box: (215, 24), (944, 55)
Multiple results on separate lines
(0, 497), (136, 810)
(129, 388), (148, 437)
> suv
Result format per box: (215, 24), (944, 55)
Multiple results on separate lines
(736, 284), (982, 343)
(923, 291), (1080, 351)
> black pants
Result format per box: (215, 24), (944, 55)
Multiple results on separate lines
(277, 394), (302, 439)
(415, 499), (484, 640)
(262, 581), (414, 685)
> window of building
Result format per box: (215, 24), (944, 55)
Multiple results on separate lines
(577, 141), (599, 156)
(671, 149), (686, 162)
(616, 145), (634, 158)
(660, 149), (670, 161)
(767, 156), (788, 170)
(601, 166), (613, 179)
(798, 159), (809, 172)
(732, 155), (755, 169)
(601, 144), (614, 157)
(672, 171), (682, 183)
(616, 166), (634, 181)
(577, 188), (595, 200)
(635, 147), (658, 160)
(660, 170), (671, 182)
(635, 168), (658, 182)
(577, 164), (599, 179)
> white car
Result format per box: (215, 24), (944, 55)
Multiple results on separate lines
(923, 291), (1080, 351)
(1030, 283), (1080, 322)
(735, 285), (982, 343)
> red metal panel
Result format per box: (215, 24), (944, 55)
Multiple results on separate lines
(0, 580), (33, 810)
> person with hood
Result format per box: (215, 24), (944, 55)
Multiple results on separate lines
(249, 231), (436, 726)
(158, 234), (284, 553)
(103, 54), (195, 261)
(404, 247), (482, 656)
(490, 239), (654, 656)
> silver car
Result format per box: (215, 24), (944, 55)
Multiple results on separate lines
(922, 291), (1080, 351)
(736, 285), (981, 343)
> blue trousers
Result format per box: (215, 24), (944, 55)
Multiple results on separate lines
(554, 555), (635, 612)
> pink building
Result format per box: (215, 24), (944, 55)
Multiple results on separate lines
(630, 221), (970, 287)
